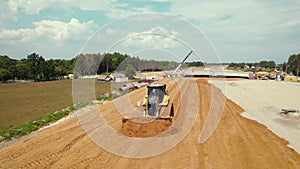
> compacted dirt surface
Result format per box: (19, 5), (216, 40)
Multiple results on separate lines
(0, 78), (300, 168)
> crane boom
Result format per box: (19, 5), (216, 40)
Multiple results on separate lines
(172, 50), (193, 75)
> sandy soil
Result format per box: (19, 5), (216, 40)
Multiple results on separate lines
(0, 78), (299, 168)
(210, 79), (300, 153)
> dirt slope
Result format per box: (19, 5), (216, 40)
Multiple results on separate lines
(0, 78), (299, 168)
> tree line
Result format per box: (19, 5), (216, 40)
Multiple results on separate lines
(185, 61), (204, 67)
(2, 52), (299, 82)
(227, 60), (276, 70)
(227, 53), (300, 76)
(74, 53), (204, 77)
(0, 53), (75, 82)
(74, 52), (193, 77)
(1, 52), (194, 82)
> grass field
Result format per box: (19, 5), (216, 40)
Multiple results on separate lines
(0, 79), (112, 130)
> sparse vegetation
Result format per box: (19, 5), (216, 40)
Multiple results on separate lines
(0, 78), (141, 142)
(0, 102), (90, 141)
(0, 80), (111, 130)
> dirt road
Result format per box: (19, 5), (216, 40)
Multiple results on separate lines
(0, 78), (299, 168)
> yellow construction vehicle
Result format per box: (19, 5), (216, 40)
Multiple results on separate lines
(122, 83), (173, 124)
(143, 84), (170, 117)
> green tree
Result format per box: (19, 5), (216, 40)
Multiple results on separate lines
(186, 61), (204, 67)
(0, 54), (76, 81)
(0, 68), (11, 82)
(43, 59), (56, 80)
(75, 53), (102, 76)
(124, 64), (136, 79)
(0, 55), (16, 79)
(26, 53), (46, 81)
(16, 60), (30, 80)
(287, 53), (300, 76)
(268, 61), (276, 69)
(258, 60), (276, 69)
(258, 61), (268, 68)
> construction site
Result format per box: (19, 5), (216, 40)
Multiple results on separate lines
(0, 52), (300, 168)
(0, 77), (300, 168)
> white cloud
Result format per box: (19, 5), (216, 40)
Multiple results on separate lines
(105, 28), (115, 35)
(0, 18), (99, 58)
(2, 0), (300, 62)
(0, 1), (17, 25)
(101, 5), (153, 19)
(7, 0), (112, 15)
(166, 0), (300, 62)
(6, 0), (153, 19)
(168, 0), (300, 40)
(122, 26), (179, 49)
(8, 0), (52, 15)
(0, 18), (99, 43)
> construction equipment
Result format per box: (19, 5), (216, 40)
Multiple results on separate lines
(170, 50), (193, 77)
(144, 84), (170, 117)
(119, 82), (149, 91)
(122, 83), (174, 124)
(121, 51), (196, 124)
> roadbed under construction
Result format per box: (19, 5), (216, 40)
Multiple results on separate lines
(0, 78), (299, 168)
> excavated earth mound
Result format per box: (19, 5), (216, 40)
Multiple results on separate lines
(119, 117), (172, 137)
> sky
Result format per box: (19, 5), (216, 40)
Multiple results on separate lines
(0, 0), (299, 63)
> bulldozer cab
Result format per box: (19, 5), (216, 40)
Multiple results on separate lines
(146, 84), (168, 117)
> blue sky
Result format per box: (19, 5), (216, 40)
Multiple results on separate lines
(0, 0), (299, 63)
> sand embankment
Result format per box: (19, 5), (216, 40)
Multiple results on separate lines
(210, 79), (300, 153)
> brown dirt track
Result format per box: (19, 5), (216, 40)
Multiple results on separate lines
(0, 78), (300, 168)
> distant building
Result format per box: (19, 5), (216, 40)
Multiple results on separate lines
(112, 73), (128, 82)
(68, 74), (74, 79)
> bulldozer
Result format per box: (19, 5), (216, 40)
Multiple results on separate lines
(121, 51), (193, 126)
(122, 83), (174, 124)
(143, 84), (170, 117)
